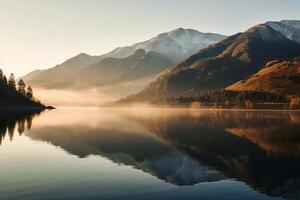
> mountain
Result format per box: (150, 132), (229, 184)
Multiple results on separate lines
(124, 21), (300, 102)
(98, 28), (226, 63)
(24, 53), (102, 88)
(267, 20), (300, 43)
(22, 28), (226, 90)
(227, 56), (300, 96)
(22, 69), (43, 81)
(79, 49), (172, 86)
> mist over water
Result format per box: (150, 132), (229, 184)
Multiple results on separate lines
(33, 75), (155, 106)
(34, 88), (114, 106)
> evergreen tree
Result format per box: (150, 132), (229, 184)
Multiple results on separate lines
(18, 79), (26, 95)
(8, 73), (16, 89)
(3, 75), (7, 84)
(0, 69), (3, 80)
(26, 86), (33, 99)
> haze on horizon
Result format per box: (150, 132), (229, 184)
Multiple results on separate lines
(0, 0), (300, 77)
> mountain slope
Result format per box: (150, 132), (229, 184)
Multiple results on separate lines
(227, 56), (300, 96)
(23, 53), (102, 88)
(22, 28), (226, 90)
(79, 49), (172, 86)
(266, 20), (300, 43)
(125, 22), (300, 101)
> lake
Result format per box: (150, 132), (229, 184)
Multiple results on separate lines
(0, 108), (300, 200)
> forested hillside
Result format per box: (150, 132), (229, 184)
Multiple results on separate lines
(0, 69), (45, 109)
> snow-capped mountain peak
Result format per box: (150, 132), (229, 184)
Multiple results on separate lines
(143, 28), (226, 62)
(266, 20), (300, 43)
(99, 28), (226, 63)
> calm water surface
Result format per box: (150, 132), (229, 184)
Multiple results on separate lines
(0, 108), (300, 200)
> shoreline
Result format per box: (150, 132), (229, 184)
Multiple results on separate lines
(0, 105), (55, 112)
(9, 104), (298, 112)
(98, 104), (300, 112)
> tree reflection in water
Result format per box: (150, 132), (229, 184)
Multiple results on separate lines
(0, 111), (41, 145)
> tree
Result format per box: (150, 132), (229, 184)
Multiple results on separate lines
(17, 119), (25, 135)
(245, 100), (253, 109)
(290, 97), (300, 109)
(17, 79), (26, 95)
(26, 86), (33, 99)
(3, 75), (7, 84)
(8, 73), (16, 89)
(0, 69), (3, 80)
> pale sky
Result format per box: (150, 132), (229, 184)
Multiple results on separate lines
(0, 0), (300, 77)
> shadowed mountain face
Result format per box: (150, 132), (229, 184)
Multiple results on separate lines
(22, 28), (225, 90)
(14, 108), (300, 199)
(227, 56), (300, 96)
(126, 21), (300, 101)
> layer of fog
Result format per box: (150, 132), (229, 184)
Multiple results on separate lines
(33, 77), (153, 106)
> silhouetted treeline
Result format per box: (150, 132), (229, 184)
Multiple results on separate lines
(168, 90), (298, 109)
(0, 69), (44, 109)
(119, 87), (300, 109)
(0, 110), (41, 145)
(177, 90), (285, 103)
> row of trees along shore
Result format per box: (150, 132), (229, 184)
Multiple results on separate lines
(170, 90), (300, 109)
(0, 69), (33, 100)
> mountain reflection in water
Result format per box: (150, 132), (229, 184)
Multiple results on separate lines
(1, 108), (300, 199)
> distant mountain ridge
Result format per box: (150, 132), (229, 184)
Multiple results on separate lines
(24, 53), (102, 88)
(99, 28), (226, 63)
(22, 28), (225, 91)
(80, 49), (173, 86)
(124, 20), (300, 102)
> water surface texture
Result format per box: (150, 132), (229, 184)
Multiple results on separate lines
(1, 108), (300, 200)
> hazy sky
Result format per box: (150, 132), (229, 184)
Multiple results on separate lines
(0, 0), (300, 77)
